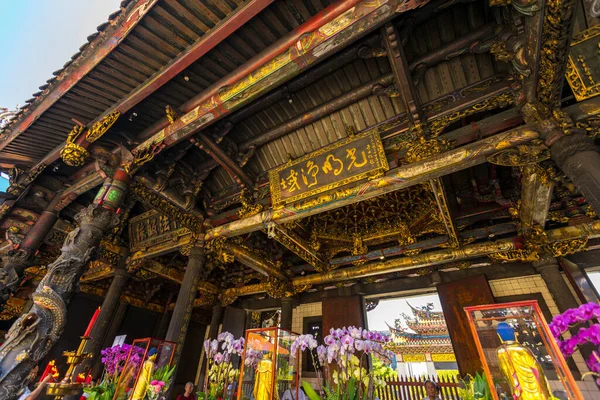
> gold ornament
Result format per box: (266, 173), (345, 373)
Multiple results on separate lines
(60, 125), (89, 166)
(86, 111), (120, 143)
(584, 204), (597, 218)
(352, 235), (368, 256)
(237, 189), (262, 218)
(487, 143), (550, 166)
(538, 0), (577, 107)
(219, 291), (239, 307)
(428, 92), (514, 137)
(547, 211), (569, 223)
(547, 238), (588, 257)
(124, 140), (163, 174)
(405, 137), (451, 163)
(489, 249), (540, 263)
(565, 25), (600, 101)
(206, 237), (234, 264)
(166, 105), (179, 124)
(490, 42), (513, 63)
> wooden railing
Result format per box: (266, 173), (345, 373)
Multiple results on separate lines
(240, 375), (461, 399)
(376, 374), (461, 400)
(240, 380), (291, 397)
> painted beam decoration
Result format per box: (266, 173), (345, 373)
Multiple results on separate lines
(132, 0), (421, 159)
(269, 131), (389, 207)
(129, 210), (191, 260)
(566, 25), (600, 101)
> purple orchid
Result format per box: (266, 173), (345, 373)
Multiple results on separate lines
(209, 339), (219, 356)
(349, 326), (362, 339)
(550, 302), (600, 382)
(100, 344), (144, 376)
(324, 334), (336, 346)
(316, 345), (327, 365)
(341, 334), (354, 350)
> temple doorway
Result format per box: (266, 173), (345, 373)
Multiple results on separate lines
(366, 292), (459, 379)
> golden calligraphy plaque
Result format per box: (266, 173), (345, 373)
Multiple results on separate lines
(129, 210), (191, 259)
(566, 25), (600, 101)
(269, 130), (389, 207)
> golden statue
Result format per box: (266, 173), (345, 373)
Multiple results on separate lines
(131, 349), (157, 400)
(254, 352), (276, 400)
(495, 323), (555, 400)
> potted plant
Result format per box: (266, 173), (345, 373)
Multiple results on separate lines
(84, 344), (145, 400)
(197, 332), (245, 400)
(291, 327), (395, 400)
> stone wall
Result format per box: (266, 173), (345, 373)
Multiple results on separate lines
(292, 302), (322, 389)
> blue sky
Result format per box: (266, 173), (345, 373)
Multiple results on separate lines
(0, 0), (121, 108)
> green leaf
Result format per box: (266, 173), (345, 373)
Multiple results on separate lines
(302, 381), (322, 400)
(347, 378), (356, 400)
(324, 385), (339, 400)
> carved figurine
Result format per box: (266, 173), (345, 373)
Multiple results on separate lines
(495, 322), (555, 400)
(131, 348), (158, 400)
(254, 352), (275, 400)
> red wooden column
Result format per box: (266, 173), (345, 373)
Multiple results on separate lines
(437, 275), (495, 376)
(322, 295), (365, 333)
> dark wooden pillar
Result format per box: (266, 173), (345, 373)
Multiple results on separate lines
(154, 308), (172, 340)
(199, 303), (224, 387)
(280, 297), (293, 330)
(0, 193), (63, 305)
(533, 256), (580, 312)
(546, 131), (600, 215)
(222, 306), (246, 339)
(172, 321), (207, 398)
(164, 244), (206, 399)
(166, 245), (206, 357)
(208, 304), (224, 339)
(77, 252), (130, 375)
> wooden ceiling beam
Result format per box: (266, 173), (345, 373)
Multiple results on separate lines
(382, 22), (423, 126)
(4, 0), (274, 169)
(102, 0), (275, 121)
(191, 134), (254, 190)
(518, 164), (554, 235)
(223, 241), (288, 281)
(132, 0), (410, 162)
(0, 0), (160, 153)
(205, 127), (539, 240)
(226, 221), (600, 296)
(80, 283), (164, 313)
(383, 21), (460, 248)
(532, 1), (576, 109)
(266, 223), (329, 273)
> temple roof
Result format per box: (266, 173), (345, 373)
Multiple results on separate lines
(386, 302), (454, 355)
(0, 0), (334, 167)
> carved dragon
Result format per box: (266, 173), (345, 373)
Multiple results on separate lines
(0, 203), (120, 399)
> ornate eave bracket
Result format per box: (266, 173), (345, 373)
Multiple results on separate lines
(266, 222), (329, 273)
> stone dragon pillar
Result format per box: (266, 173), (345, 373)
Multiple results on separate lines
(0, 167), (129, 399)
(0, 193), (64, 307)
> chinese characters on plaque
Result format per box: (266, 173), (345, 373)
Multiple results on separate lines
(128, 210), (190, 257)
(268, 131), (388, 206)
(566, 25), (600, 101)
